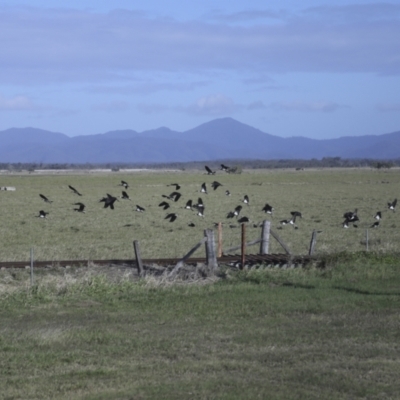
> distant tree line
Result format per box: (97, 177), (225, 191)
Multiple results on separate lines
(0, 158), (398, 172)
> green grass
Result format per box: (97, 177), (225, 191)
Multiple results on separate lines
(1, 168), (400, 262)
(1, 254), (400, 399)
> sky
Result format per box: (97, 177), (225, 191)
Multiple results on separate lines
(0, 0), (400, 139)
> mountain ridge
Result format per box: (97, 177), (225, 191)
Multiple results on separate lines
(0, 117), (399, 163)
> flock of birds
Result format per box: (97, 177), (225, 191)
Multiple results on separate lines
(34, 164), (397, 233)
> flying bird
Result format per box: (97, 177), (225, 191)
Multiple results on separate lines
(73, 202), (86, 213)
(205, 165), (216, 175)
(39, 194), (53, 203)
(343, 209), (358, 222)
(136, 205), (145, 212)
(99, 194), (118, 210)
(221, 164), (230, 172)
(165, 213), (178, 222)
(168, 183), (181, 190)
(159, 201), (170, 210)
(211, 181), (223, 190)
(121, 191), (131, 200)
(68, 185), (82, 196)
(162, 191), (181, 202)
(185, 199), (193, 210)
(120, 180), (129, 189)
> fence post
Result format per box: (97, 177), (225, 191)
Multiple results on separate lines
(218, 222), (223, 257)
(366, 229), (369, 251)
(133, 240), (144, 277)
(308, 229), (317, 256)
(241, 223), (246, 269)
(204, 229), (218, 274)
(30, 247), (34, 286)
(260, 220), (270, 255)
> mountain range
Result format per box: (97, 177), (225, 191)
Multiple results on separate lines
(0, 117), (399, 163)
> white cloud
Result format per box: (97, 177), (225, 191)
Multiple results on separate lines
(270, 101), (345, 113)
(0, 4), (400, 85)
(178, 94), (241, 116)
(0, 94), (35, 110)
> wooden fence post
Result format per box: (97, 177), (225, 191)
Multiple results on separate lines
(30, 247), (34, 286)
(270, 229), (292, 255)
(241, 224), (246, 270)
(218, 222), (223, 257)
(308, 229), (317, 256)
(260, 220), (270, 255)
(133, 240), (144, 277)
(204, 229), (218, 273)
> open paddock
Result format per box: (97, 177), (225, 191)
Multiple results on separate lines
(0, 167), (399, 262)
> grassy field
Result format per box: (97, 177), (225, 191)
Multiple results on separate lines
(1, 253), (400, 399)
(0, 167), (399, 261)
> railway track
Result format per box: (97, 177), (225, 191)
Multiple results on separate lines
(0, 254), (312, 269)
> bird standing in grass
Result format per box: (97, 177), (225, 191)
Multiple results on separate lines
(36, 210), (49, 218)
(388, 199), (397, 212)
(205, 166), (216, 175)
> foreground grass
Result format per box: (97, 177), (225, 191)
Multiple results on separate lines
(1, 254), (400, 399)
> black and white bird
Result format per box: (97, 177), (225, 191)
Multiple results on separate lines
(197, 207), (205, 217)
(225, 190), (231, 196)
(165, 213), (178, 222)
(262, 203), (274, 214)
(243, 195), (249, 205)
(205, 166), (216, 175)
(120, 180), (129, 189)
(227, 205), (242, 219)
(221, 164), (230, 172)
(40, 194), (53, 203)
(291, 211), (302, 219)
(159, 201), (170, 210)
(343, 208), (358, 222)
(36, 210), (49, 218)
(162, 191), (181, 202)
(185, 199), (193, 210)
(388, 199), (397, 212)
(168, 183), (181, 190)
(374, 211), (382, 220)
(200, 182), (208, 194)
(280, 214), (298, 227)
(99, 194), (118, 210)
(68, 185), (82, 196)
(233, 205), (242, 217)
(370, 221), (380, 228)
(121, 191), (131, 200)
(211, 181), (223, 191)
(136, 205), (145, 212)
(238, 216), (250, 224)
(73, 202), (86, 213)
(194, 197), (204, 210)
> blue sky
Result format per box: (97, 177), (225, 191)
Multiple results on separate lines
(0, 1), (399, 139)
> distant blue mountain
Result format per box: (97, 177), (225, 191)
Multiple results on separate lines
(0, 118), (399, 163)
